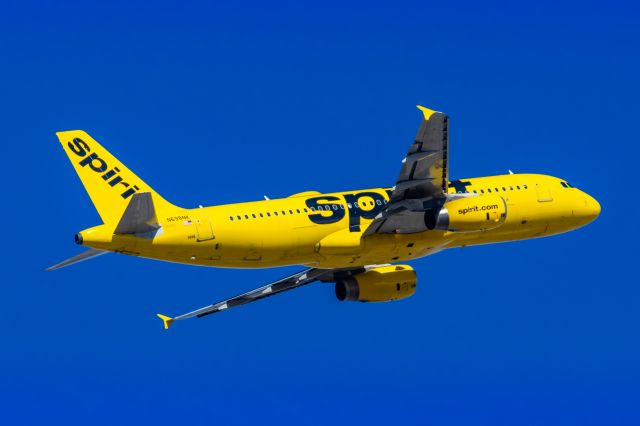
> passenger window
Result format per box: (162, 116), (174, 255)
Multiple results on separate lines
(274, 211), (279, 216)
(509, 186), (513, 190)
(523, 184), (528, 189)
(236, 215), (241, 220)
(376, 200), (382, 206)
(502, 187), (506, 191)
(480, 189), (485, 193)
(304, 208), (308, 213)
(252, 214), (256, 218)
(347, 203), (352, 209)
(259, 213), (264, 218)
(354, 202), (359, 208)
(244, 214), (249, 219)
(267, 212), (271, 217)
(281, 210), (286, 215)
(296, 209), (300, 213)
(332, 205), (338, 210)
(473, 190), (477, 194)
(229, 216), (233, 221)
(289, 209), (293, 214)
(516, 186), (521, 190)
(488, 188), (492, 193)
(495, 188), (499, 192)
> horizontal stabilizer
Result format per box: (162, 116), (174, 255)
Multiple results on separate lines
(45, 248), (108, 271)
(114, 192), (160, 234)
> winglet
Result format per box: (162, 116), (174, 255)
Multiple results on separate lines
(417, 105), (437, 120)
(157, 314), (174, 330)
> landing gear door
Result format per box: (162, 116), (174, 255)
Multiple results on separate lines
(536, 184), (553, 202)
(194, 213), (215, 241)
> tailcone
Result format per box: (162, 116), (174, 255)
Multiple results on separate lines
(75, 224), (114, 249)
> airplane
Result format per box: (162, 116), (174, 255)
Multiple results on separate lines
(47, 106), (600, 329)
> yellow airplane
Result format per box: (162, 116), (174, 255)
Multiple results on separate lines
(47, 106), (600, 329)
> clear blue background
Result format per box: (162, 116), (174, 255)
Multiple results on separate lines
(1, 1), (638, 424)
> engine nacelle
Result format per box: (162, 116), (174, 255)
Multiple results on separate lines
(427, 194), (507, 232)
(335, 265), (417, 302)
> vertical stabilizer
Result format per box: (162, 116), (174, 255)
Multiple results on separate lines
(56, 130), (178, 223)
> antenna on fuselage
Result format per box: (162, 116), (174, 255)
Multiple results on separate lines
(264, 195), (270, 200)
(508, 170), (514, 175)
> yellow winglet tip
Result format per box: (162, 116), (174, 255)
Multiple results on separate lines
(157, 314), (174, 330)
(416, 105), (437, 120)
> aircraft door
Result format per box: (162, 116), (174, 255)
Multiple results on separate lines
(193, 213), (215, 241)
(536, 184), (553, 202)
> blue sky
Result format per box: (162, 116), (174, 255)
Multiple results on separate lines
(1, 1), (639, 424)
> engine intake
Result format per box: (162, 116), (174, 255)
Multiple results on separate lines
(427, 194), (507, 232)
(335, 265), (417, 302)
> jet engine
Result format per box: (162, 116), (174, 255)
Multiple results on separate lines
(426, 194), (507, 232)
(335, 265), (417, 302)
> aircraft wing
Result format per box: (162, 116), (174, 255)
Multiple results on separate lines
(364, 106), (449, 235)
(156, 267), (365, 329)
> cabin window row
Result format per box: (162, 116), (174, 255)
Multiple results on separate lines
(230, 208), (308, 221)
(455, 184), (529, 194)
(227, 199), (387, 221)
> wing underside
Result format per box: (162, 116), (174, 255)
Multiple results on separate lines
(364, 106), (449, 235)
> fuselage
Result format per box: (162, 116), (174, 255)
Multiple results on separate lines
(78, 173), (600, 269)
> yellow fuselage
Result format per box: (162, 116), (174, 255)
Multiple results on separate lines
(79, 173), (600, 269)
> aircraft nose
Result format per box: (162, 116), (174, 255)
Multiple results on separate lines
(575, 192), (601, 224)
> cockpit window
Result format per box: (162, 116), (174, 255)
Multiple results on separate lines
(561, 182), (568, 188)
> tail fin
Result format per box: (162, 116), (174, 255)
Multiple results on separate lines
(57, 130), (177, 223)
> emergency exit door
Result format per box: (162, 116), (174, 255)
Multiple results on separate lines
(194, 214), (215, 241)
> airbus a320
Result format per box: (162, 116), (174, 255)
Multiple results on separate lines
(47, 106), (601, 329)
